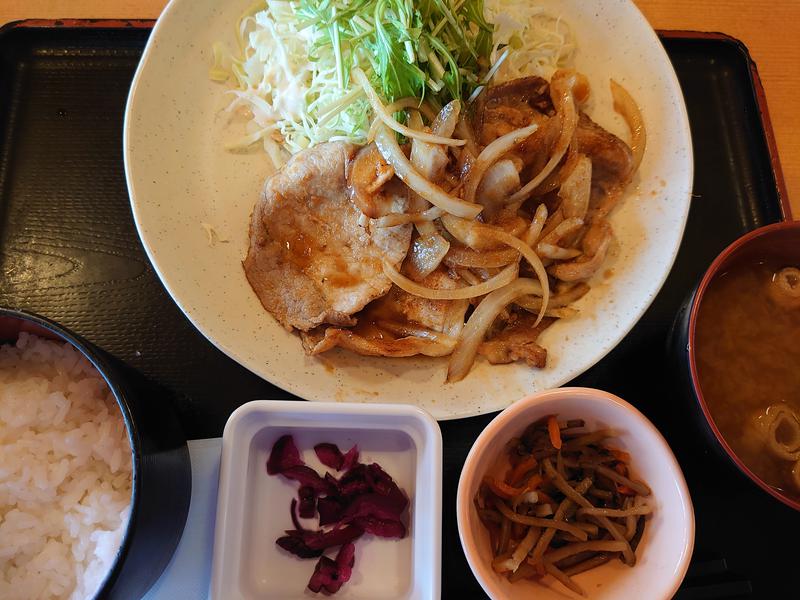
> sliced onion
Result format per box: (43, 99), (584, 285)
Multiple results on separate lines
(407, 110), (425, 132)
(543, 307), (578, 319)
(538, 217), (584, 246)
(353, 68), (465, 146)
(508, 71), (581, 204)
(444, 246), (519, 268)
(476, 160), (522, 219)
(439, 213), (498, 250)
(471, 267), (499, 281)
(406, 187), (439, 237)
(463, 124), (539, 204)
(487, 230), (550, 325)
(524, 203), (549, 246)
(539, 209), (564, 240)
(610, 79), (646, 174)
(383, 97), (437, 122)
(410, 131), (449, 185)
(516, 282), (589, 312)
(373, 206), (444, 228)
(559, 154), (592, 220)
(403, 103), (460, 233)
(549, 228), (612, 282)
(441, 214), (550, 324)
(405, 233), (451, 281)
(366, 115), (382, 143)
(495, 213), (528, 238)
(447, 279), (542, 382)
(536, 217), (584, 260)
(525, 149), (581, 198)
(442, 299), (469, 339)
(537, 243), (582, 260)
(375, 320), (457, 344)
(383, 261), (518, 300)
(454, 115), (480, 166)
(455, 268), (482, 286)
(375, 124), (482, 219)
(431, 100), (461, 137)
(415, 218), (438, 238)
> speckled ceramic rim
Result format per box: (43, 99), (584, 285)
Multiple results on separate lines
(455, 387), (695, 600)
(122, 0), (693, 419)
(0, 308), (139, 599)
(687, 220), (800, 512)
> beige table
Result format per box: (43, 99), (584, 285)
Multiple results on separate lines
(2, 0), (798, 216)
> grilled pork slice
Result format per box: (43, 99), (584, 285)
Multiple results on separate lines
(243, 141), (411, 332)
(300, 269), (467, 358)
(472, 77), (633, 217)
(478, 313), (554, 368)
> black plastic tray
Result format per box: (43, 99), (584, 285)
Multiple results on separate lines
(0, 22), (793, 599)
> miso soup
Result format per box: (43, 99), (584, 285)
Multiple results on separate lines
(695, 259), (800, 500)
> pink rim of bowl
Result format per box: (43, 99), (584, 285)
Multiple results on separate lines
(687, 220), (800, 512)
(456, 387), (694, 600)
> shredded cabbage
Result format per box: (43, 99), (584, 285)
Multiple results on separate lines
(210, 0), (574, 166)
(485, 0), (575, 81)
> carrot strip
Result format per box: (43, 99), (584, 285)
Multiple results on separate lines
(484, 476), (525, 499)
(524, 474), (544, 492)
(547, 416), (562, 449)
(616, 484), (637, 496)
(608, 447), (631, 463)
(509, 456), (539, 485)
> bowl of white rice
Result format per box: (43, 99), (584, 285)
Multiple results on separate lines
(0, 309), (191, 600)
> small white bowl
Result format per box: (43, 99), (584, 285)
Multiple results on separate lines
(457, 387), (694, 600)
(211, 400), (442, 600)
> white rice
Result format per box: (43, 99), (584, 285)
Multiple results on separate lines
(0, 333), (133, 600)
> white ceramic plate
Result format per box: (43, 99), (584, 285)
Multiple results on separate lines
(124, 0), (692, 420)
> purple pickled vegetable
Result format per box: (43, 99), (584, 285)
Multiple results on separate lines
(298, 486), (317, 519)
(317, 496), (346, 526)
(307, 557), (340, 593)
(341, 445), (360, 471)
(337, 465), (372, 497)
(280, 465), (335, 494)
(324, 472), (340, 490)
(267, 435), (304, 474)
(304, 524), (364, 550)
(278, 524), (363, 557)
(365, 463), (397, 495)
(307, 543), (356, 594)
(276, 533), (323, 559)
(314, 443), (345, 470)
(268, 435), (408, 594)
(340, 491), (407, 524)
(314, 443), (360, 472)
(335, 542), (355, 577)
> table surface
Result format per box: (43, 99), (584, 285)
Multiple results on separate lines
(2, 0), (797, 217)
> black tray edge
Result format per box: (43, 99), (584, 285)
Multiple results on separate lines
(0, 18), (156, 34)
(657, 29), (791, 220)
(1, 19), (791, 221)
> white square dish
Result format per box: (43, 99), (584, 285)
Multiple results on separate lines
(211, 400), (442, 600)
